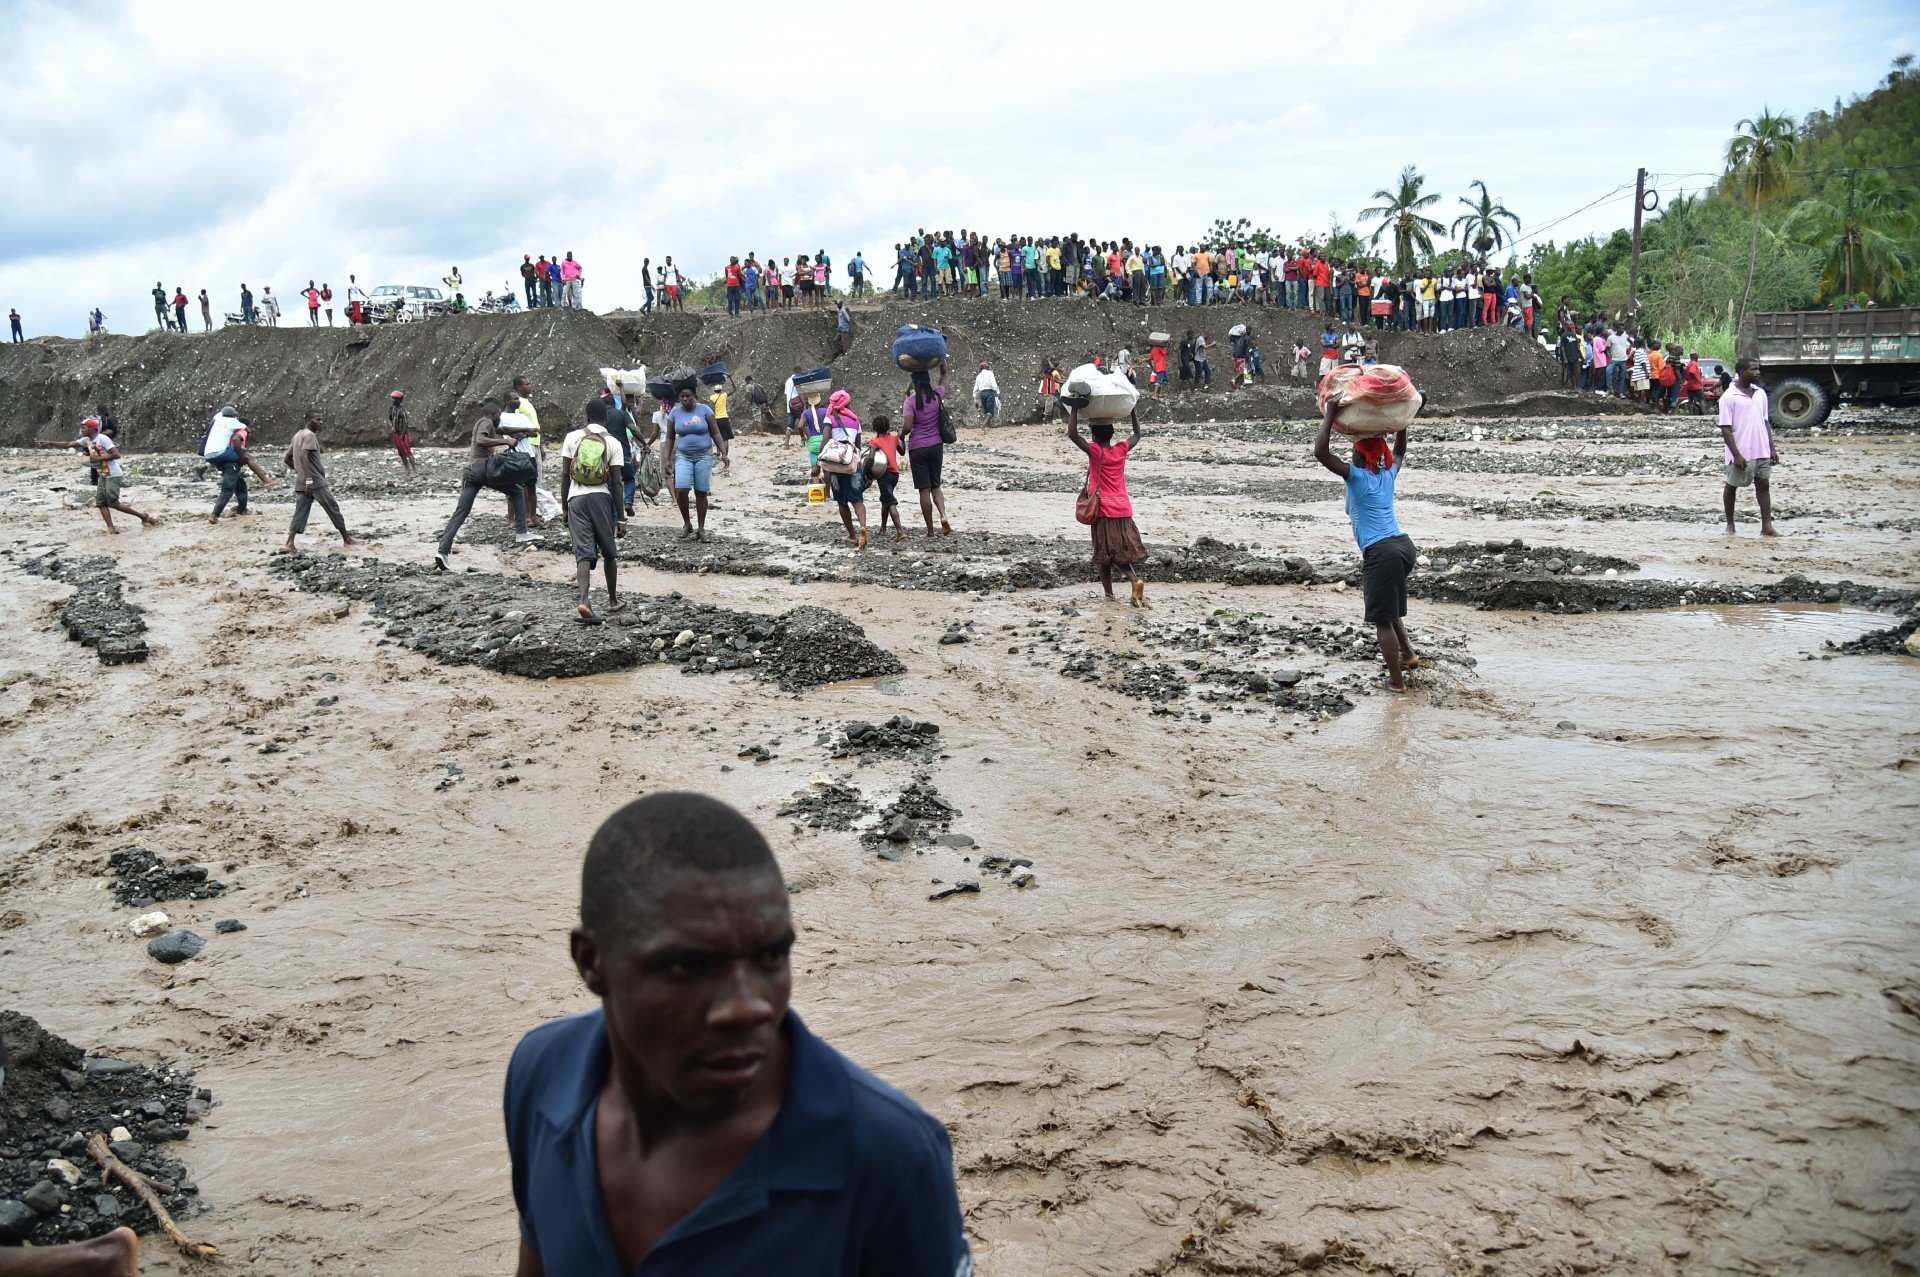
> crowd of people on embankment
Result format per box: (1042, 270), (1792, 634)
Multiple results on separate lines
(16, 224), (1560, 342)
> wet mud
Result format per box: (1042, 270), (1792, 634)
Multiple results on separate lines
(0, 407), (1916, 1276)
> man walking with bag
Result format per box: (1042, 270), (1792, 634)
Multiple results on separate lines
(434, 403), (540, 569)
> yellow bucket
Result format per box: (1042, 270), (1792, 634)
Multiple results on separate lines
(807, 483), (827, 504)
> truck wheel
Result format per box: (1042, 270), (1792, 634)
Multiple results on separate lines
(1771, 376), (1832, 429)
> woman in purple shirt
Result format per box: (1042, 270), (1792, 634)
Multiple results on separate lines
(901, 364), (952, 538)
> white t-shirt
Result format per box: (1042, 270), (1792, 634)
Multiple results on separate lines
(1438, 279), (1454, 301)
(1171, 252), (1192, 276)
(559, 426), (625, 483)
(511, 404), (541, 455)
(973, 369), (999, 396)
(202, 412), (243, 458)
(81, 433), (124, 477)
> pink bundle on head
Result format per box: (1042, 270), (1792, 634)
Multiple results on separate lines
(828, 389), (859, 426)
(1318, 363), (1421, 438)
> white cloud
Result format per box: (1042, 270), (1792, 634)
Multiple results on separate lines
(1, 0), (1913, 335)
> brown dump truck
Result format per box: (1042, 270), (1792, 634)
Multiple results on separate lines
(1738, 306), (1920, 428)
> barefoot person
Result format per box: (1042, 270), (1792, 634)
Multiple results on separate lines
(503, 792), (971, 1277)
(559, 398), (627, 623)
(280, 409), (355, 553)
(664, 385), (718, 541)
(869, 415), (905, 541)
(902, 365), (953, 538)
(817, 390), (869, 549)
(36, 417), (156, 533)
(1718, 356), (1779, 537)
(388, 390), (420, 478)
(1067, 407), (1149, 607)
(201, 404), (276, 522)
(1313, 408), (1419, 692)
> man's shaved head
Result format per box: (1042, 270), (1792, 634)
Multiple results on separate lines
(580, 793), (781, 938)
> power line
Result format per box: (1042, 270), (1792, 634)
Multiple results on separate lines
(1503, 185), (1634, 253)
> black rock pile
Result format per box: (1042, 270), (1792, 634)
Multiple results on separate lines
(7, 553), (148, 664)
(832, 717), (942, 759)
(270, 554), (903, 688)
(107, 847), (226, 908)
(0, 1012), (209, 1247)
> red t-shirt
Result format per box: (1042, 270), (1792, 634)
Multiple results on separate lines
(1085, 440), (1133, 519)
(1313, 260), (1332, 287)
(1149, 346), (1167, 373)
(724, 264), (743, 287)
(870, 433), (902, 472)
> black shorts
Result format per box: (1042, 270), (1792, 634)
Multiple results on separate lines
(567, 491), (619, 568)
(908, 444), (943, 491)
(878, 471), (899, 507)
(781, 285), (794, 300)
(716, 417), (733, 440)
(1361, 534), (1417, 624)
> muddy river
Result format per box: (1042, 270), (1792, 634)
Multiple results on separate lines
(2, 412), (1916, 1274)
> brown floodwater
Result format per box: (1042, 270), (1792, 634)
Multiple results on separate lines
(1, 417), (1916, 1275)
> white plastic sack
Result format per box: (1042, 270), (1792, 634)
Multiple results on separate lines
(1062, 362), (1140, 422)
(600, 366), (650, 397)
(534, 487), (562, 521)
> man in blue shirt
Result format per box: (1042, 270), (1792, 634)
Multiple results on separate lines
(504, 793), (972, 1277)
(848, 252), (868, 298)
(1314, 404), (1420, 692)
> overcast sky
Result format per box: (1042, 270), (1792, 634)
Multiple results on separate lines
(3, 0), (1915, 337)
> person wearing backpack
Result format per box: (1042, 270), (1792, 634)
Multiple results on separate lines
(902, 363), (953, 538)
(559, 398), (628, 623)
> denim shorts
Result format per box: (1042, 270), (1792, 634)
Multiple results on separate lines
(674, 451), (715, 493)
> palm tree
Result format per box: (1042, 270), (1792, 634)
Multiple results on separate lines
(1726, 109), (1799, 325)
(1359, 165), (1446, 273)
(1782, 170), (1918, 301)
(1450, 180), (1521, 258)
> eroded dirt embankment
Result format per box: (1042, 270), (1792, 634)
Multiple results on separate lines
(1, 302), (1564, 452)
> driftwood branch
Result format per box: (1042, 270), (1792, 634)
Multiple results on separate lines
(85, 1132), (218, 1259)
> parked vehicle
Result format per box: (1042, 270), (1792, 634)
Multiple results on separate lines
(1737, 305), (1920, 428)
(364, 284), (447, 322)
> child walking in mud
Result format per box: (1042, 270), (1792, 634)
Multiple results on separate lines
(869, 416), (905, 540)
(1313, 405), (1419, 692)
(1067, 406), (1149, 608)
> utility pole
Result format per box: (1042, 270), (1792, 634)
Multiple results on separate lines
(1626, 167), (1646, 328)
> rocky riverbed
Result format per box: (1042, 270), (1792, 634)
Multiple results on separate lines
(0, 407), (1915, 1276)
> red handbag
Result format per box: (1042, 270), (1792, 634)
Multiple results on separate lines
(1075, 465), (1101, 525)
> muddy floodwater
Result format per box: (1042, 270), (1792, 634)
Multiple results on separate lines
(2, 412), (1916, 1275)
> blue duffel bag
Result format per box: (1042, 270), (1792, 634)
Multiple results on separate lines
(891, 325), (947, 371)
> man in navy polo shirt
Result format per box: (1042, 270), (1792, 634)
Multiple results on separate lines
(504, 792), (972, 1276)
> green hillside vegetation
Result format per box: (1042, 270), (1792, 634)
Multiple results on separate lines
(1527, 57), (1920, 356)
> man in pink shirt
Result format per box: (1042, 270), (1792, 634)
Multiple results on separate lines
(560, 252), (583, 308)
(1718, 357), (1779, 536)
